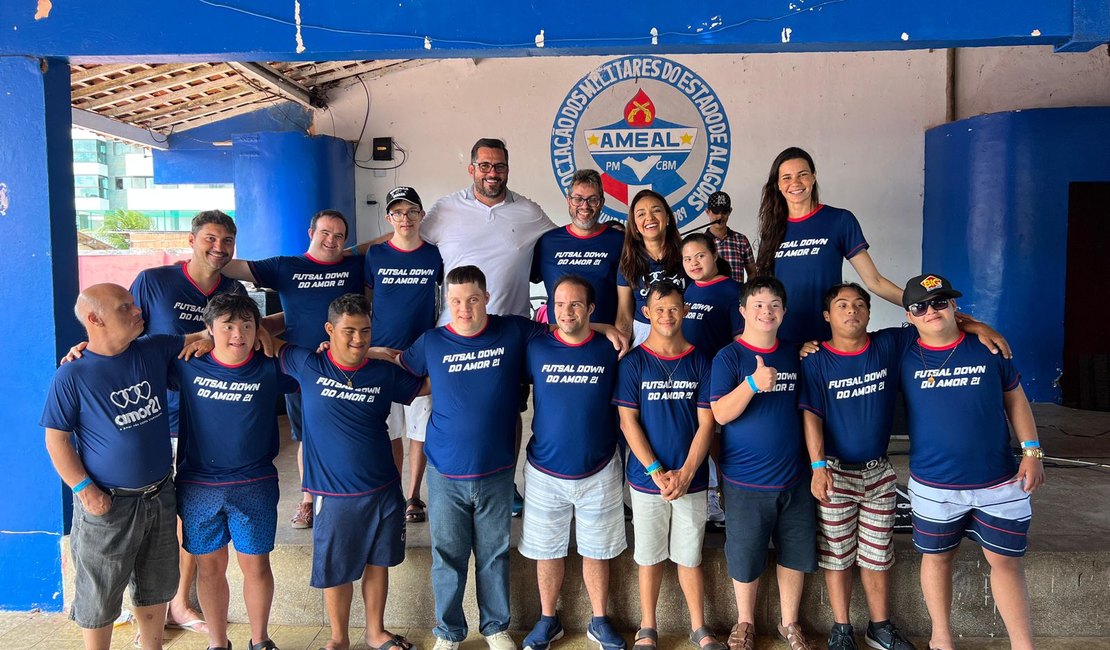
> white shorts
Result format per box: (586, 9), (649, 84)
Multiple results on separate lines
(629, 487), (707, 568)
(386, 395), (431, 442)
(908, 476), (1032, 557)
(519, 455), (627, 561)
(632, 321), (651, 348)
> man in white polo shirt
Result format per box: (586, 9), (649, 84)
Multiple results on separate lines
(423, 137), (556, 325)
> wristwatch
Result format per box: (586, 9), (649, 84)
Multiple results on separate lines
(1021, 447), (1045, 459)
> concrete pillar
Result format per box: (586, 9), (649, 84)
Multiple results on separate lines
(0, 56), (83, 611)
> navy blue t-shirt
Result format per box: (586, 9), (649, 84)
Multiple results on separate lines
(279, 345), (421, 496)
(525, 330), (619, 479)
(131, 262), (246, 434)
(364, 240), (442, 349)
(531, 225), (625, 326)
(799, 327), (916, 463)
(401, 315), (547, 479)
(613, 344), (711, 494)
(41, 335), (183, 490)
(617, 258), (686, 325)
(171, 351), (298, 485)
(772, 205), (868, 346)
(711, 338), (804, 491)
(901, 333), (1021, 489)
(248, 254), (365, 348)
(682, 276), (743, 356)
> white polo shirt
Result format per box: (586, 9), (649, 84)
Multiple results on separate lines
(423, 186), (555, 324)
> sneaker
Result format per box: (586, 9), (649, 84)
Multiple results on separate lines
(433, 638), (461, 650)
(512, 485), (524, 518)
(290, 501), (313, 529)
(828, 623), (857, 650)
(865, 621), (915, 650)
(706, 490), (725, 524)
(486, 630), (518, 650)
(523, 617), (564, 650)
(587, 616), (626, 650)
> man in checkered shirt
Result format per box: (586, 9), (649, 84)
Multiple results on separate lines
(705, 191), (756, 283)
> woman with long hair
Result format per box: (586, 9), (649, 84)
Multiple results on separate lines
(616, 189), (686, 347)
(754, 147), (903, 345)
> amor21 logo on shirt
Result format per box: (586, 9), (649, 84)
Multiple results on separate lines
(549, 56), (731, 227)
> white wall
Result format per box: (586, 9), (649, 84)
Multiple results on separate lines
(315, 46), (1110, 329)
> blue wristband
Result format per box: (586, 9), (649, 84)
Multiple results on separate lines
(72, 477), (92, 494)
(811, 460), (828, 470)
(746, 374), (760, 393)
(644, 461), (663, 475)
(1020, 440), (1040, 449)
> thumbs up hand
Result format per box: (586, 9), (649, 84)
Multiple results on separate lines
(751, 355), (778, 393)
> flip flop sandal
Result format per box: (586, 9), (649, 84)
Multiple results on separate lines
(369, 634), (415, 650)
(405, 497), (427, 523)
(633, 628), (658, 650)
(689, 626), (727, 650)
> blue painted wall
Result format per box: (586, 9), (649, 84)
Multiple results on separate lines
(1, 0), (1106, 60)
(922, 107), (1110, 403)
(0, 57), (82, 611)
(232, 132), (355, 259)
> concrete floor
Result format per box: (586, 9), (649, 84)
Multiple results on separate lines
(3, 612), (1108, 650)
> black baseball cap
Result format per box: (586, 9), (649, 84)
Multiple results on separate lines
(707, 191), (731, 212)
(386, 186), (422, 211)
(902, 273), (963, 310)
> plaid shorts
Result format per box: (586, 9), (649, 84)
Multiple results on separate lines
(816, 458), (898, 571)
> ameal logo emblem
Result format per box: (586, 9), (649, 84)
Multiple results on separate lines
(550, 56), (731, 227)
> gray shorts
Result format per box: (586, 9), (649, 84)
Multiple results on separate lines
(69, 482), (180, 628)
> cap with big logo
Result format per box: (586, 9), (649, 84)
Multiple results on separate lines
(902, 273), (963, 310)
(707, 191), (731, 212)
(386, 186), (423, 212)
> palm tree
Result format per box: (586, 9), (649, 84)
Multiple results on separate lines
(97, 209), (151, 249)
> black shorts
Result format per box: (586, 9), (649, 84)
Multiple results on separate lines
(723, 479), (817, 583)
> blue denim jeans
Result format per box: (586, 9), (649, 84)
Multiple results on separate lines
(426, 464), (513, 640)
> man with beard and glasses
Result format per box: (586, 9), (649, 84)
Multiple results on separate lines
(531, 169), (625, 326)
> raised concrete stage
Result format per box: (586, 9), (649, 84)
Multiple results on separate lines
(63, 404), (1110, 641)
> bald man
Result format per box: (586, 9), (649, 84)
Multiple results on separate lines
(41, 284), (205, 650)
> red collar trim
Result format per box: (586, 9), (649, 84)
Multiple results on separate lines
(918, 332), (965, 351)
(735, 338), (779, 354)
(554, 329), (594, 347)
(387, 240), (425, 253)
(304, 253), (344, 266)
(181, 262), (220, 297)
(565, 224), (608, 240)
(446, 319), (490, 338)
(822, 337), (871, 356)
(327, 349), (368, 372)
(694, 276), (727, 287)
(212, 349), (255, 368)
(787, 203), (824, 223)
(641, 343), (694, 361)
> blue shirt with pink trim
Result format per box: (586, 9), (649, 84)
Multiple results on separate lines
(613, 344), (711, 494)
(364, 241), (442, 349)
(900, 333), (1021, 489)
(171, 352), (298, 485)
(682, 276), (743, 356)
(711, 338), (804, 491)
(131, 262), (246, 434)
(772, 205), (868, 345)
(525, 330), (619, 479)
(248, 254), (365, 348)
(531, 225), (625, 326)
(617, 258), (686, 325)
(279, 345), (421, 496)
(40, 335), (183, 490)
(401, 315), (548, 480)
(799, 327), (916, 463)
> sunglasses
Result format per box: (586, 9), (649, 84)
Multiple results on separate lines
(908, 298), (950, 317)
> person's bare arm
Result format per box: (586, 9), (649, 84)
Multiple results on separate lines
(618, 406), (674, 495)
(351, 234), (391, 256)
(615, 285), (635, 343)
(848, 250), (903, 307)
(220, 259), (257, 283)
(957, 315), (1012, 358)
(45, 428), (111, 516)
(1004, 385), (1045, 493)
(669, 407), (716, 501)
(710, 355), (775, 425)
(804, 411), (833, 502)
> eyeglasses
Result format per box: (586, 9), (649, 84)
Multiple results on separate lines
(908, 298), (950, 317)
(473, 162), (508, 173)
(387, 209), (423, 221)
(568, 195), (602, 207)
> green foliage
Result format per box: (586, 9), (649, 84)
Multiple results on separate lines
(97, 209), (152, 249)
